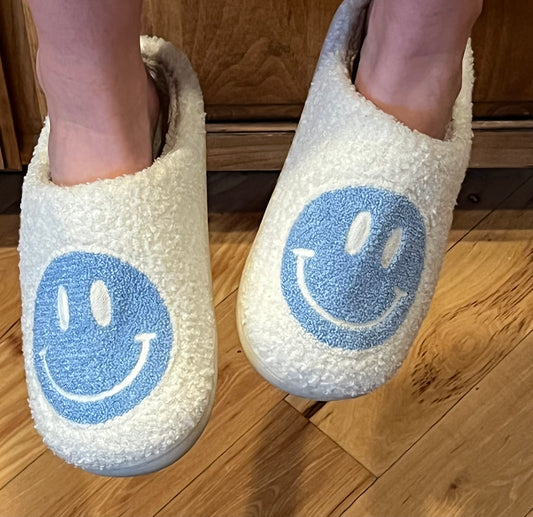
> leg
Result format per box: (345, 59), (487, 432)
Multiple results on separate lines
(355, 0), (482, 139)
(28, 0), (159, 185)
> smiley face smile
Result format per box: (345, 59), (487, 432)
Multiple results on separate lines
(39, 333), (155, 403)
(281, 186), (426, 350)
(293, 248), (407, 330)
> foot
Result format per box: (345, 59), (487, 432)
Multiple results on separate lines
(36, 49), (160, 186)
(355, 0), (482, 139)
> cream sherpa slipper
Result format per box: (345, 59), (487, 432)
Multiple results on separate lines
(18, 36), (216, 476)
(237, 0), (473, 400)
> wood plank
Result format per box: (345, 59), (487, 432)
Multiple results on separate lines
(157, 400), (375, 517)
(210, 120), (533, 132)
(304, 176), (533, 476)
(19, 0), (533, 121)
(0, 248), (21, 340)
(209, 212), (261, 305)
(206, 103), (304, 122)
(207, 131), (292, 171)
(473, 101), (533, 119)
(449, 167), (532, 245)
(0, 53), (21, 170)
(471, 120), (533, 130)
(12, 0), (533, 162)
(343, 330), (533, 517)
(470, 130), (533, 168)
(0, 322), (45, 489)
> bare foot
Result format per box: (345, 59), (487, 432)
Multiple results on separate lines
(355, 0), (482, 139)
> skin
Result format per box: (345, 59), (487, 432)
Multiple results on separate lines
(355, 0), (483, 139)
(28, 0), (482, 185)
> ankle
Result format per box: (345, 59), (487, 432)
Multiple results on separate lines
(355, 50), (463, 139)
(37, 48), (151, 125)
(37, 50), (160, 185)
(354, 0), (482, 139)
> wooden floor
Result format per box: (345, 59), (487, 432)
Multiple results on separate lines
(2, 169), (533, 517)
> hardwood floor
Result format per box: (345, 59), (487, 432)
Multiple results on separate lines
(1, 170), (533, 516)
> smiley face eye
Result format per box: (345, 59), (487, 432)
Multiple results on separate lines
(381, 227), (403, 268)
(90, 280), (112, 327)
(345, 211), (372, 255)
(57, 285), (70, 331)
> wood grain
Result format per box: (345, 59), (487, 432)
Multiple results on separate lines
(142, 0), (339, 111)
(472, 0), (533, 115)
(207, 130), (293, 171)
(303, 177), (533, 476)
(470, 129), (533, 168)
(0, 248), (21, 340)
(157, 401), (375, 517)
(343, 330), (533, 517)
(209, 212), (262, 305)
(0, 54), (20, 170)
(0, 322), (45, 489)
(0, 0), (42, 166)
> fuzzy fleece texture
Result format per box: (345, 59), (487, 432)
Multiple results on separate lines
(237, 0), (474, 400)
(19, 36), (217, 472)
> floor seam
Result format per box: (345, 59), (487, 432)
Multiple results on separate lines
(151, 399), (285, 516)
(0, 449), (46, 493)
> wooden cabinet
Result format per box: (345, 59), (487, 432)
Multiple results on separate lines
(1, 0), (532, 172)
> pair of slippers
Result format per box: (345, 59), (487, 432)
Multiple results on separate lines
(19, 0), (474, 476)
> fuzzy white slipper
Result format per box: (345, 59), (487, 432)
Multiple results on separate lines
(18, 36), (216, 476)
(237, 0), (474, 400)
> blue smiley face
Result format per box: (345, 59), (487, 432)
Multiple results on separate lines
(33, 252), (173, 424)
(281, 187), (426, 350)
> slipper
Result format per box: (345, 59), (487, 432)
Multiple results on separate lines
(237, 0), (474, 400)
(18, 36), (217, 476)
